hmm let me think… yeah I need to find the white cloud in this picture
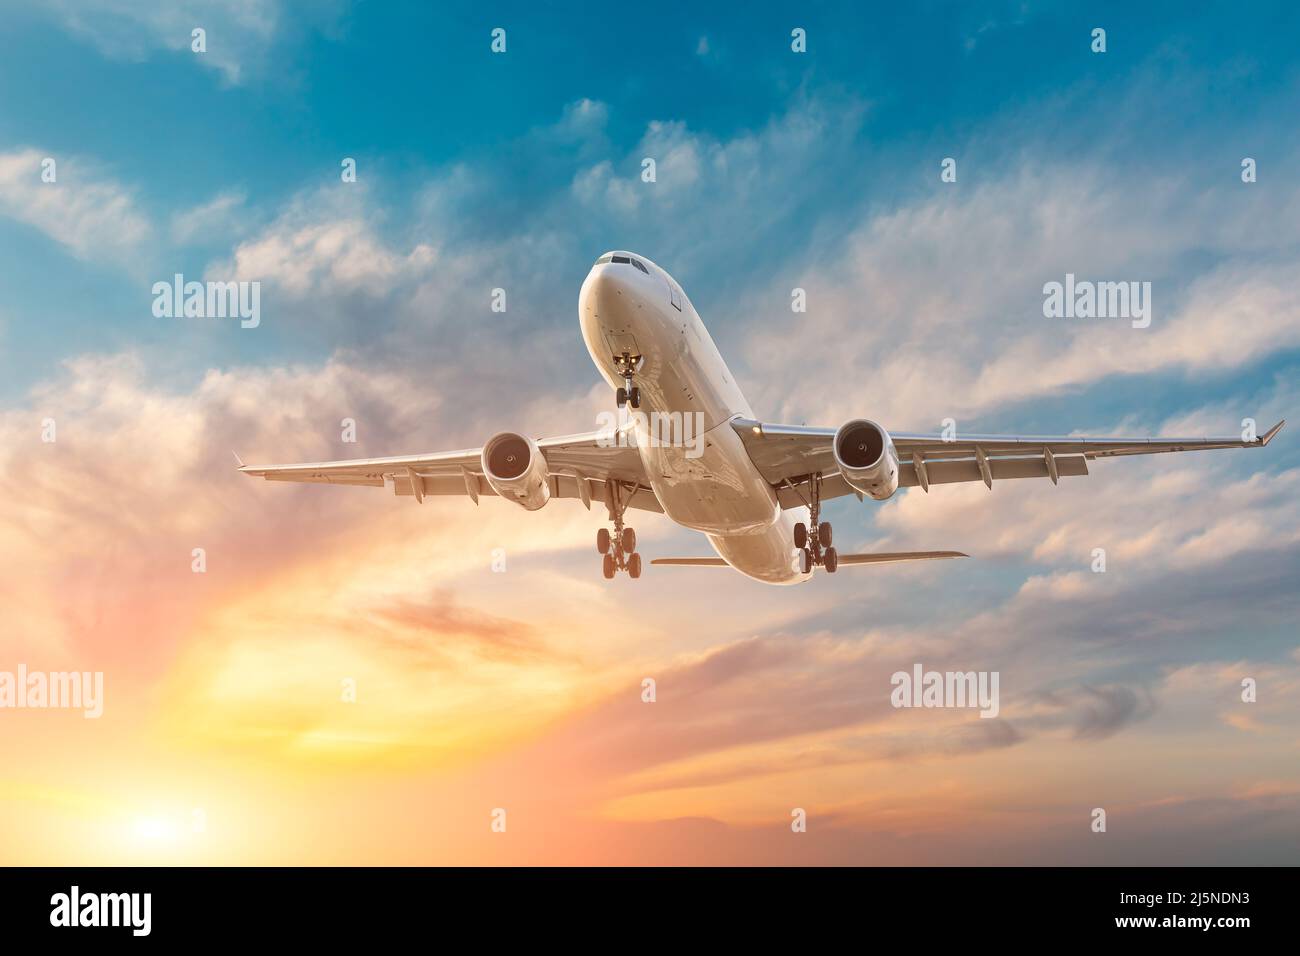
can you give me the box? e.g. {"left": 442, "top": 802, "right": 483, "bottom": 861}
{"left": 556, "top": 98, "right": 608, "bottom": 137}
{"left": 874, "top": 407, "right": 1300, "bottom": 571}
{"left": 738, "top": 163, "right": 1300, "bottom": 427}
{"left": 170, "top": 189, "right": 250, "bottom": 245}
{"left": 211, "top": 188, "right": 435, "bottom": 295}
{"left": 570, "top": 98, "right": 862, "bottom": 230}
{"left": 0, "top": 147, "right": 150, "bottom": 264}
{"left": 41, "top": 0, "right": 283, "bottom": 85}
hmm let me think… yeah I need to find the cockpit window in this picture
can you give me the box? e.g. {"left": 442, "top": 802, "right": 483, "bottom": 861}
{"left": 595, "top": 253, "right": 649, "bottom": 274}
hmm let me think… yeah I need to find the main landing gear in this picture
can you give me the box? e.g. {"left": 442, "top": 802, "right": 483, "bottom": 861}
{"left": 614, "top": 351, "right": 642, "bottom": 410}
{"left": 792, "top": 473, "right": 838, "bottom": 574}
{"left": 597, "top": 481, "right": 642, "bottom": 579}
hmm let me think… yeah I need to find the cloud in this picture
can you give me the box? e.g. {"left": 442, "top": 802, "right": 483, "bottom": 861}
{"left": 555, "top": 98, "right": 609, "bottom": 139}
{"left": 738, "top": 163, "right": 1300, "bottom": 426}
{"left": 0, "top": 346, "right": 651, "bottom": 768}
{"left": 372, "top": 589, "right": 565, "bottom": 664}
{"left": 171, "top": 189, "right": 250, "bottom": 245}
{"left": 1029, "top": 684, "right": 1157, "bottom": 741}
{"left": 213, "top": 187, "right": 435, "bottom": 296}
{"left": 3, "top": 56, "right": 1298, "bottom": 863}
{"left": 873, "top": 394, "right": 1300, "bottom": 578}
{"left": 0, "top": 148, "right": 150, "bottom": 265}
{"left": 566, "top": 93, "right": 870, "bottom": 271}
{"left": 39, "top": 0, "right": 296, "bottom": 85}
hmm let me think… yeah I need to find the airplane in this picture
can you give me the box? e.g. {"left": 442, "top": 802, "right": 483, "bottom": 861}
{"left": 238, "top": 251, "right": 1285, "bottom": 585}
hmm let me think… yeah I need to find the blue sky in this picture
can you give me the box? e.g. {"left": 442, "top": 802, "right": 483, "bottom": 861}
{"left": 1, "top": 1, "right": 1298, "bottom": 864}
{"left": 3, "top": 0, "right": 1298, "bottom": 399}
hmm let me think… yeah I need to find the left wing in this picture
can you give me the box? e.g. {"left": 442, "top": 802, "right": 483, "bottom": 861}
{"left": 731, "top": 417, "right": 1285, "bottom": 507}
{"left": 238, "top": 425, "right": 663, "bottom": 513}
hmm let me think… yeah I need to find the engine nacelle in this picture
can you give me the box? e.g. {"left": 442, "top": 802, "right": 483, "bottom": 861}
{"left": 481, "top": 432, "right": 550, "bottom": 511}
{"left": 833, "top": 419, "right": 900, "bottom": 500}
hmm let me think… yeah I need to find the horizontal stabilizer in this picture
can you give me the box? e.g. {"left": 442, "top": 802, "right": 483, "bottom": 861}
{"left": 836, "top": 550, "right": 968, "bottom": 565}
{"left": 650, "top": 557, "right": 729, "bottom": 567}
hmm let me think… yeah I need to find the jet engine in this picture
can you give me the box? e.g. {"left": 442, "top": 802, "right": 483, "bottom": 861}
{"left": 481, "top": 432, "right": 550, "bottom": 511}
{"left": 833, "top": 419, "right": 899, "bottom": 500}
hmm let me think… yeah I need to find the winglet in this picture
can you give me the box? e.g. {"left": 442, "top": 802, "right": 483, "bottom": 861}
{"left": 1260, "top": 419, "right": 1286, "bottom": 446}
{"left": 232, "top": 451, "right": 244, "bottom": 468}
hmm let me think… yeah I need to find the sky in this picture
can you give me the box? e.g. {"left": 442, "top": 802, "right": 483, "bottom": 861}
{"left": 0, "top": 0, "right": 1297, "bottom": 865}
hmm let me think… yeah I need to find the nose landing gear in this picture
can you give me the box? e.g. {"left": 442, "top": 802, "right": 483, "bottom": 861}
{"left": 613, "top": 351, "right": 642, "bottom": 409}
{"left": 791, "top": 473, "right": 838, "bottom": 574}
{"left": 596, "top": 481, "right": 642, "bottom": 579}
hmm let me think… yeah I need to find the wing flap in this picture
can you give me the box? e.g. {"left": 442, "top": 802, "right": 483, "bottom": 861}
{"left": 393, "top": 475, "right": 481, "bottom": 497}
{"left": 383, "top": 468, "right": 665, "bottom": 513}
{"left": 264, "top": 473, "right": 385, "bottom": 487}
{"left": 912, "top": 454, "right": 1089, "bottom": 486}
{"left": 775, "top": 456, "right": 1089, "bottom": 507}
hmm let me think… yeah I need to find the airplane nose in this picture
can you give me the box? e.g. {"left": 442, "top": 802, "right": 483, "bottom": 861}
{"left": 582, "top": 264, "right": 638, "bottom": 325}
{"left": 588, "top": 263, "right": 633, "bottom": 299}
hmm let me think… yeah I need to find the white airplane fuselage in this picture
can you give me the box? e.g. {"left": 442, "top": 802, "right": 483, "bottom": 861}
{"left": 579, "top": 251, "right": 812, "bottom": 585}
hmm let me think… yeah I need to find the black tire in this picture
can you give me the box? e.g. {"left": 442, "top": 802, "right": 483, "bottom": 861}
{"left": 819, "top": 522, "right": 832, "bottom": 548}
{"left": 824, "top": 546, "right": 838, "bottom": 573}
{"left": 621, "top": 527, "right": 637, "bottom": 554}
{"left": 616, "top": 387, "right": 627, "bottom": 408}
{"left": 800, "top": 548, "right": 813, "bottom": 574}
{"left": 628, "top": 552, "right": 642, "bottom": 579}
{"left": 602, "top": 553, "right": 616, "bottom": 579}
{"left": 596, "top": 528, "right": 611, "bottom": 554}
{"left": 629, "top": 386, "right": 641, "bottom": 409}
{"left": 794, "top": 522, "right": 808, "bottom": 550}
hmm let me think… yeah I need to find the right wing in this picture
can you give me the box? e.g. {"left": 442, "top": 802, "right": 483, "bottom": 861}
{"left": 238, "top": 424, "right": 663, "bottom": 513}
{"left": 732, "top": 417, "right": 1285, "bottom": 507}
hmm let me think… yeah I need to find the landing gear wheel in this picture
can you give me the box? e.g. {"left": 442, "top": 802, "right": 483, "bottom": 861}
{"left": 600, "top": 480, "right": 643, "bottom": 580}
{"left": 628, "top": 386, "right": 641, "bottom": 409}
{"left": 793, "top": 474, "right": 838, "bottom": 571}
{"left": 616, "top": 387, "right": 628, "bottom": 408}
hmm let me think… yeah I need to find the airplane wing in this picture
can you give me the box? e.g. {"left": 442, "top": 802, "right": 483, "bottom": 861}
{"left": 731, "top": 417, "right": 1285, "bottom": 508}
{"left": 237, "top": 424, "right": 662, "bottom": 513}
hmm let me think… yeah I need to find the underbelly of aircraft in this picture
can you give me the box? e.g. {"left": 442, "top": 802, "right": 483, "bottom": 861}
{"left": 639, "top": 420, "right": 779, "bottom": 534}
